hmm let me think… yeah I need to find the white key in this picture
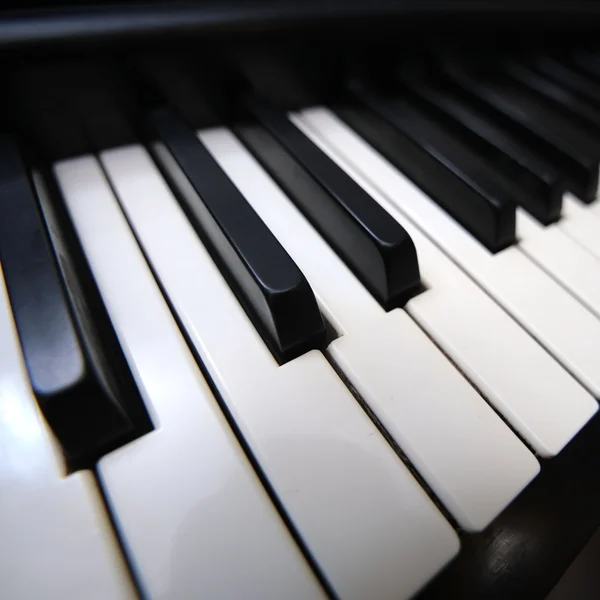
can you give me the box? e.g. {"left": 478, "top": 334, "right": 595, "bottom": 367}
{"left": 0, "top": 265, "right": 135, "bottom": 600}
{"left": 200, "top": 127, "right": 539, "bottom": 531}
{"left": 297, "top": 107, "right": 600, "bottom": 398}
{"left": 590, "top": 195, "right": 600, "bottom": 220}
{"left": 287, "top": 115, "right": 596, "bottom": 458}
{"left": 518, "top": 209, "right": 600, "bottom": 319}
{"left": 559, "top": 193, "right": 600, "bottom": 259}
{"left": 54, "top": 156, "right": 325, "bottom": 600}
{"left": 99, "top": 143, "right": 460, "bottom": 600}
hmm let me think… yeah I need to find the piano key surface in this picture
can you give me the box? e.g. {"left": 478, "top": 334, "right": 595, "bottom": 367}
{"left": 7, "top": 39, "right": 600, "bottom": 600}
{"left": 99, "top": 142, "right": 460, "bottom": 600}
{"left": 200, "top": 125, "right": 540, "bottom": 532}
{"left": 559, "top": 194, "right": 600, "bottom": 258}
{"left": 293, "top": 108, "right": 597, "bottom": 459}
{"left": 299, "top": 106, "right": 600, "bottom": 398}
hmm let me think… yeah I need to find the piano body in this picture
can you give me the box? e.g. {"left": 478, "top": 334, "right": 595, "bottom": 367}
{"left": 3, "top": 2, "right": 600, "bottom": 598}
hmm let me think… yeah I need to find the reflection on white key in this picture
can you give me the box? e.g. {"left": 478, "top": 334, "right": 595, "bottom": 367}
{"left": 200, "top": 127, "right": 539, "bottom": 531}
{"left": 0, "top": 265, "right": 135, "bottom": 600}
{"left": 289, "top": 114, "right": 596, "bottom": 459}
{"left": 298, "top": 107, "right": 600, "bottom": 399}
{"left": 54, "top": 157, "right": 325, "bottom": 600}
{"left": 559, "top": 194, "right": 600, "bottom": 259}
{"left": 99, "top": 143, "right": 460, "bottom": 600}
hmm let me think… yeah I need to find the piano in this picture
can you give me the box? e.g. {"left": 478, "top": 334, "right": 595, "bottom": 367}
{"left": 3, "top": 2, "right": 600, "bottom": 598}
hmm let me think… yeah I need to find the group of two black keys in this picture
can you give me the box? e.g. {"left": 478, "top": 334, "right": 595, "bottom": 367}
{"left": 0, "top": 69, "right": 421, "bottom": 468}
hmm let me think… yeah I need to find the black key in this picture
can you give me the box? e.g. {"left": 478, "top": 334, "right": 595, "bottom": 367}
{"left": 570, "top": 50, "right": 600, "bottom": 85}
{"left": 403, "top": 70, "right": 588, "bottom": 205}
{"left": 396, "top": 75, "right": 563, "bottom": 224}
{"left": 236, "top": 96, "right": 420, "bottom": 309}
{"left": 0, "top": 136, "right": 150, "bottom": 464}
{"left": 444, "top": 64, "right": 600, "bottom": 202}
{"left": 148, "top": 107, "right": 325, "bottom": 363}
{"left": 346, "top": 84, "right": 516, "bottom": 252}
{"left": 504, "top": 62, "right": 600, "bottom": 137}
{"left": 533, "top": 56, "right": 600, "bottom": 106}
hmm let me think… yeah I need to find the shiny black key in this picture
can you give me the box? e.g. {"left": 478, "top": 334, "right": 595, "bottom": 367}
{"left": 346, "top": 84, "right": 516, "bottom": 251}
{"left": 444, "top": 64, "right": 600, "bottom": 202}
{"left": 236, "top": 96, "right": 420, "bottom": 309}
{"left": 533, "top": 56, "right": 600, "bottom": 106}
{"left": 148, "top": 107, "right": 325, "bottom": 363}
{"left": 504, "top": 62, "right": 600, "bottom": 136}
{"left": 0, "top": 136, "right": 149, "bottom": 463}
{"left": 396, "top": 75, "right": 563, "bottom": 223}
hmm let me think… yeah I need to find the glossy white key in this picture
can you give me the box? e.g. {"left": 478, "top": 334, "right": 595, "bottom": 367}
{"left": 0, "top": 265, "right": 135, "bottom": 600}
{"left": 517, "top": 209, "right": 600, "bottom": 319}
{"left": 590, "top": 195, "right": 600, "bottom": 219}
{"left": 287, "top": 116, "right": 596, "bottom": 458}
{"left": 201, "top": 127, "right": 539, "bottom": 530}
{"left": 54, "top": 156, "right": 325, "bottom": 600}
{"left": 559, "top": 194, "right": 600, "bottom": 259}
{"left": 99, "top": 143, "right": 460, "bottom": 600}
{"left": 297, "top": 107, "right": 600, "bottom": 398}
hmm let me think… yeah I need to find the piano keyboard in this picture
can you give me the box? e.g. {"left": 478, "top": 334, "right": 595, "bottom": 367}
{"left": 3, "top": 50, "right": 600, "bottom": 599}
